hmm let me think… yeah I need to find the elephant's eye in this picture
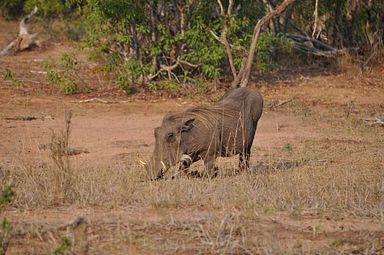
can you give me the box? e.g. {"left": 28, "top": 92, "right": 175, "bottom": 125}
{"left": 166, "top": 132, "right": 175, "bottom": 143}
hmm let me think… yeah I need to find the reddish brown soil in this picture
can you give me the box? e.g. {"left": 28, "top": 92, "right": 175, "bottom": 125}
{"left": 0, "top": 91, "right": 316, "bottom": 169}
{"left": 1, "top": 19, "right": 383, "bottom": 254}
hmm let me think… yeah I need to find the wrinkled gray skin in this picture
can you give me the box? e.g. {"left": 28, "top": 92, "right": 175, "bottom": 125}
{"left": 146, "top": 87, "right": 263, "bottom": 180}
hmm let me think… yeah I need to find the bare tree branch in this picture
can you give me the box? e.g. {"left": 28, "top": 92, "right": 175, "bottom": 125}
{"left": 216, "top": 0, "right": 225, "bottom": 16}
{"left": 227, "top": 0, "right": 234, "bottom": 16}
{"left": 147, "top": 57, "right": 200, "bottom": 82}
{"left": 232, "top": 0, "right": 295, "bottom": 88}
{"left": 312, "top": 0, "right": 319, "bottom": 38}
{"left": 179, "top": 59, "right": 200, "bottom": 68}
{"left": 210, "top": 30, "right": 246, "bottom": 52}
{"left": 216, "top": 0, "right": 237, "bottom": 80}
{"left": 19, "top": 6, "right": 38, "bottom": 36}
{"left": 262, "top": 0, "right": 276, "bottom": 32}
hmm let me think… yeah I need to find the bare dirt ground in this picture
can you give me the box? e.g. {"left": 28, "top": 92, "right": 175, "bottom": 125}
{"left": 1, "top": 21, "right": 384, "bottom": 254}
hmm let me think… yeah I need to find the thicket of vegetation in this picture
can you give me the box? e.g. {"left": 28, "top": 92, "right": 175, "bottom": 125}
{"left": 1, "top": 0, "right": 383, "bottom": 90}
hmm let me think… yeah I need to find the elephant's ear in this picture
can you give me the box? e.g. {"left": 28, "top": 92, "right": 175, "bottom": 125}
{"left": 180, "top": 118, "right": 195, "bottom": 132}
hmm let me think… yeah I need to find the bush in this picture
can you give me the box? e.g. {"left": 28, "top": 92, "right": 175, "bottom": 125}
{"left": 256, "top": 32, "right": 294, "bottom": 73}
{"left": 23, "top": 0, "right": 64, "bottom": 17}
{"left": 116, "top": 59, "right": 150, "bottom": 94}
{"left": 0, "top": 186, "right": 15, "bottom": 208}
{"left": 0, "top": 0, "right": 25, "bottom": 20}
{"left": 3, "top": 0, "right": 382, "bottom": 91}
{"left": 46, "top": 53, "right": 79, "bottom": 95}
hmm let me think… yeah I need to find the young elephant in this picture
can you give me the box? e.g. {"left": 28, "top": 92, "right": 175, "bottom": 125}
{"left": 144, "top": 87, "right": 263, "bottom": 180}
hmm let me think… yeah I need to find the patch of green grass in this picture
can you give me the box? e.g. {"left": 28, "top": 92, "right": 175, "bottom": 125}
{"left": 283, "top": 143, "right": 293, "bottom": 152}
{"left": 2, "top": 69, "right": 14, "bottom": 80}
{"left": 263, "top": 207, "right": 274, "bottom": 214}
{"left": 0, "top": 186, "right": 15, "bottom": 208}
{"left": 0, "top": 185, "right": 14, "bottom": 255}
{"left": 46, "top": 52, "right": 80, "bottom": 95}
{"left": 53, "top": 237, "right": 72, "bottom": 255}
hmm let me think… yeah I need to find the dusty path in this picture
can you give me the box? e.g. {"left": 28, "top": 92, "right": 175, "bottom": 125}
{"left": 0, "top": 92, "right": 317, "bottom": 170}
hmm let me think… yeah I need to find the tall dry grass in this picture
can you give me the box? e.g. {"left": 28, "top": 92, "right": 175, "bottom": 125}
{"left": 4, "top": 135, "right": 383, "bottom": 218}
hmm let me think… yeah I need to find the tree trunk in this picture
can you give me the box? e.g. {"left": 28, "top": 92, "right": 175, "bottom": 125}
{"left": 332, "top": 0, "right": 343, "bottom": 47}
{"left": 231, "top": 0, "right": 295, "bottom": 88}
{"left": 283, "top": 5, "right": 293, "bottom": 34}
{"left": 216, "top": 0, "right": 237, "bottom": 80}
{"left": 312, "top": 0, "right": 319, "bottom": 38}
{"left": 150, "top": 0, "right": 158, "bottom": 73}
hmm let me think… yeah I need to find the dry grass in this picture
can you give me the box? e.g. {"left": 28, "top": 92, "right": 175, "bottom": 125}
{"left": 4, "top": 128, "right": 383, "bottom": 218}
{"left": 2, "top": 84, "right": 384, "bottom": 254}
{"left": 7, "top": 204, "right": 384, "bottom": 254}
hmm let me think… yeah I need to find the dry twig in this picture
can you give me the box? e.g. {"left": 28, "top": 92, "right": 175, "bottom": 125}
{"left": 268, "top": 98, "right": 294, "bottom": 109}
{"left": 363, "top": 116, "right": 384, "bottom": 127}
{"left": 148, "top": 57, "right": 199, "bottom": 82}
{"left": 74, "top": 98, "right": 115, "bottom": 104}
{"left": 2, "top": 115, "right": 54, "bottom": 121}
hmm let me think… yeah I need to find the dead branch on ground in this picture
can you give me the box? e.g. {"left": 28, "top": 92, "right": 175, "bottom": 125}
{"left": 363, "top": 116, "right": 384, "bottom": 127}
{"left": 39, "top": 143, "right": 89, "bottom": 155}
{"left": 2, "top": 115, "right": 54, "bottom": 121}
{"left": 286, "top": 33, "right": 352, "bottom": 57}
{"left": 74, "top": 98, "right": 116, "bottom": 104}
{"left": 0, "top": 7, "right": 41, "bottom": 57}
{"left": 268, "top": 98, "right": 294, "bottom": 109}
{"left": 148, "top": 57, "right": 199, "bottom": 82}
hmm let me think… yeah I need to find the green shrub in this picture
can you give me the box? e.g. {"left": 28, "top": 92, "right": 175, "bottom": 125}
{"left": 116, "top": 73, "right": 134, "bottom": 95}
{"left": 256, "top": 32, "right": 294, "bottom": 73}
{"left": 24, "top": 0, "right": 64, "bottom": 16}
{"left": 183, "top": 18, "right": 225, "bottom": 80}
{"left": 0, "top": 186, "right": 15, "bottom": 208}
{"left": 148, "top": 80, "right": 178, "bottom": 92}
{"left": 0, "top": 0, "right": 25, "bottom": 20}
{"left": 0, "top": 185, "right": 15, "bottom": 255}
{"left": 116, "top": 59, "right": 150, "bottom": 94}
{"left": 46, "top": 53, "right": 79, "bottom": 95}
{"left": 2, "top": 70, "right": 14, "bottom": 80}
{"left": 53, "top": 237, "right": 72, "bottom": 255}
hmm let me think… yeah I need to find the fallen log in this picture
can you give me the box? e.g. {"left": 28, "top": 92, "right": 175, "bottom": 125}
{"left": 0, "top": 7, "right": 41, "bottom": 57}
{"left": 285, "top": 33, "right": 357, "bottom": 57}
